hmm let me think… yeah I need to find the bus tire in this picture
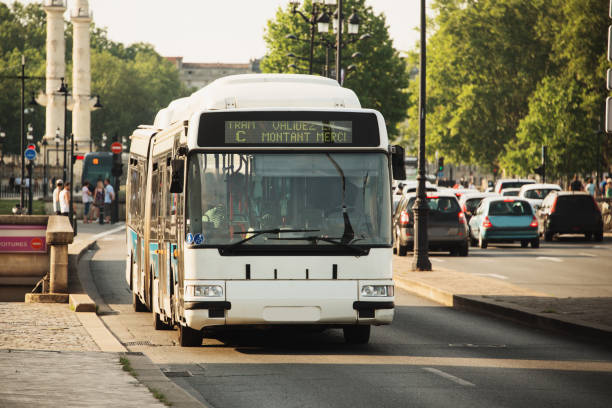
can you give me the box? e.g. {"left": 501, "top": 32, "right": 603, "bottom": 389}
{"left": 133, "top": 290, "right": 147, "bottom": 312}
{"left": 154, "top": 311, "right": 172, "bottom": 330}
{"left": 179, "top": 324, "right": 202, "bottom": 347}
{"left": 343, "top": 325, "right": 370, "bottom": 344}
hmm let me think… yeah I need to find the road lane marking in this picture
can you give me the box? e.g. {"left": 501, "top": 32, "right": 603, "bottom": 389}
{"left": 422, "top": 367, "right": 475, "bottom": 387}
{"left": 473, "top": 273, "right": 508, "bottom": 280}
{"left": 578, "top": 252, "right": 596, "bottom": 257}
{"left": 143, "top": 352, "right": 612, "bottom": 372}
{"left": 430, "top": 258, "right": 446, "bottom": 262}
{"left": 536, "top": 256, "right": 563, "bottom": 263}
{"left": 91, "top": 225, "right": 126, "bottom": 241}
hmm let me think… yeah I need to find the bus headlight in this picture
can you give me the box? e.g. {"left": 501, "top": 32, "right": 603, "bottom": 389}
{"left": 361, "top": 285, "right": 394, "bottom": 297}
{"left": 187, "top": 285, "right": 224, "bottom": 297}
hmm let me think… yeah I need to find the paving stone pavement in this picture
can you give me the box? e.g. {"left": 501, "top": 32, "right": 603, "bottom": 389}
{"left": 0, "top": 302, "right": 98, "bottom": 351}
{"left": 0, "top": 349, "right": 166, "bottom": 408}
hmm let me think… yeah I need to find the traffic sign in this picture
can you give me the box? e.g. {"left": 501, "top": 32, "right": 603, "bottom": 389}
{"left": 24, "top": 148, "right": 36, "bottom": 161}
{"left": 111, "top": 142, "right": 122, "bottom": 154}
{"left": 26, "top": 144, "right": 36, "bottom": 150}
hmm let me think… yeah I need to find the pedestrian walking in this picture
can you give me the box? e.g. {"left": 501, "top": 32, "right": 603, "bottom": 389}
{"left": 585, "top": 178, "right": 596, "bottom": 197}
{"left": 91, "top": 180, "right": 105, "bottom": 223}
{"left": 59, "top": 181, "right": 71, "bottom": 216}
{"left": 52, "top": 179, "right": 63, "bottom": 215}
{"left": 569, "top": 174, "right": 583, "bottom": 192}
{"left": 103, "top": 178, "right": 115, "bottom": 224}
{"left": 81, "top": 181, "right": 93, "bottom": 224}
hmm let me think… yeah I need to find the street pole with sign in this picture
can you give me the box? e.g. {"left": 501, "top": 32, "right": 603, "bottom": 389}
{"left": 24, "top": 147, "right": 36, "bottom": 215}
{"left": 111, "top": 139, "right": 122, "bottom": 224}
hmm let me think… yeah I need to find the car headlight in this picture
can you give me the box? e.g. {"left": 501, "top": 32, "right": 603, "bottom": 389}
{"left": 186, "top": 285, "right": 223, "bottom": 297}
{"left": 361, "top": 285, "right": 394, "bottom": 297}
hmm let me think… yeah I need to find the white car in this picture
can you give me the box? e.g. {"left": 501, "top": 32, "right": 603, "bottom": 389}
{"left": 518, "top": 183, "right": 562, "bottom": 210}
{"left": 500, "top": 187, "right": 521, "bottom": 197}
{"left": 494, "top": 178, "right": 535, "bottom": 194}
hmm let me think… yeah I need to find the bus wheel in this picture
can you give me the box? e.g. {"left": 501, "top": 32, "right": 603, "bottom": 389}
{"left": 154, "top": 311, "right": 172, "bottom": 330}
{"left": 133, "top": 290, "right": 147, "bottom": 312}
{"left": 179, "top": 324, "right": 202, "bottom": 347}
{"left": 343, "top": 325, "right": 370, "bottom": 344}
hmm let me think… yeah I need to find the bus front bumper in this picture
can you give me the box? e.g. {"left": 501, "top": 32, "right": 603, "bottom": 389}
{"left": 183, "top": 280, "right": 395, "bottom": 330}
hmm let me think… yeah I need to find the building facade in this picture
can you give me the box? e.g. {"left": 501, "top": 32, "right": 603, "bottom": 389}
{"left": 165, "top": 57, "right": 261, "bottom": 90}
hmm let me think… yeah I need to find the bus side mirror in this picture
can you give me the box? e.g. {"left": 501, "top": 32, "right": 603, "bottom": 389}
{"left": 391, "top": 145, "right": 406, "bottom": 180}
{"left": 169, "top": 159, "right": 184, "bottom": 193}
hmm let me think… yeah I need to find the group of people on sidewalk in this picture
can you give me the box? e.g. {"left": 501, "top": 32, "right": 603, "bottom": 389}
{"left": 51, "top": 178, "right": 115, "bottom": 224}
{"left": 570, "top": 174, "right": 612, "bottom": 198}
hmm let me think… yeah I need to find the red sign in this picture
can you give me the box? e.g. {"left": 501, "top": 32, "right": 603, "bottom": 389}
{"left": 0, "top": 225, "right": 47, "bottom": 253}
{"left": 111, "top": 142, "right": 122, "bottom": 154}
{"left": 30, "top": 237, "right": 43, "bottom": 250}
{"left": 26, "top": 144, "right": 36, "bottom": 150}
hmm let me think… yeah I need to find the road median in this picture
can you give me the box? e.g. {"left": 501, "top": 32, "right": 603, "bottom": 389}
{"left": 393, "top": 257, "right": 612, "bottom": 345}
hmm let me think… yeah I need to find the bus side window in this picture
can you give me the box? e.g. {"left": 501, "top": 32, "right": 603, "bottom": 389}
{"left": 151, "top": 164, "right": 159, "bottom": 239}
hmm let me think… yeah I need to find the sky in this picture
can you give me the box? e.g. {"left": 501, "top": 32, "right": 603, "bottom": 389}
{"left": 9, "top": 0, "right": 421, "bottom": 62}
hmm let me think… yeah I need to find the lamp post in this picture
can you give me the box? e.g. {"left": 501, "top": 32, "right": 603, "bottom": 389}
{"left": 54, "top": 128, "right": 60, "bottom": 166}
{"left": 289, "top": 0, "right": 332, "bottom": 74}
{"left": 26, "top": 123, "right": 35, "bottom": 215}
{"left": 41, "top": 138, "right": 48, "bottom": 199}
{"left": 412, "top": 0, "right": 431, "bottom": 271}
{"left": 58, "top": 77, "right": 68, "bottom": 182}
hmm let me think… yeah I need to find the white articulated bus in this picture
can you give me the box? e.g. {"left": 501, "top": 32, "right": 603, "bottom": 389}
{"left": 126, "top": 74, "right": 406, "bottom": 346}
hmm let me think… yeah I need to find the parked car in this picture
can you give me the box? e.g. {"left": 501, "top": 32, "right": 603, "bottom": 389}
{"left": 537, "top": 191, "right": 603, "bottom": 241}
{"left": 469, "top": 197, "right": 540, "bottom": 249}
{"left": 501, "top": 188, "right": 521, "bottom": 197}
{"left": 393, "top": 192, "right": 469, "bottom": 256}
{"left": 518, "top": 183, "right": 562, "bottom": 211}
{"left": 494, "top": 178, "right": 535, "bottom": 194}
{"left": 459, "top": 192, "right": 500, "bottom": 222}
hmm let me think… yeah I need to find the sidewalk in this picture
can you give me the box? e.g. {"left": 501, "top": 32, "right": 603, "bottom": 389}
{"left": 393, "top": 255, "right": 612, "bottom": 344}
{"left": 0, "top": 302, "right": 165, "bottom": 407}
{"left": 0, "top": 221, "right": 176, "bottom": 408}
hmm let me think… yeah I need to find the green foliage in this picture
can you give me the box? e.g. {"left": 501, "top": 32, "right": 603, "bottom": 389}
{"left": 404, "top": 0, "right": 611, "bottom": 176}
{"left": 0, "top": 1, "right": 188, "bottom": 155}
{"left": 261, "top": 0, "right": 408, "bottom": 136}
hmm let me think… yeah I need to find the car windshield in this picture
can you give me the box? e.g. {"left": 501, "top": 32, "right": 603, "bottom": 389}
{"left": 555, "top": 196, "right": 598, "bottom": 214}
{"left": 465, "top": 198, "right": 483, "bottom": 213}
{"left": 186, "top": 152, "right": 391, "bottom": 247}
{"left": 488, "top": 200, "right": 532, "bottom": 216}
{"left": 524, "top": 188, "right": 557, "bottom": 199}
{"left": 406, "top": 196, "right": 459, "bottom": 215}
{"left": 501, "top": 181, "right": 533, "bottom": 190}
{"left": 502, "top": 190, "right": 519, "bottom": 196}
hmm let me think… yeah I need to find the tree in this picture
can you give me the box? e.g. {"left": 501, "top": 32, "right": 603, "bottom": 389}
{"left": 414, "top": 0, "right": 555, "bottom": 169}
{"left": 261, "top": 0, "right": 408, "bottom": 136}
{"left": 0, "top": 1, "right": 188, "bottom": 155}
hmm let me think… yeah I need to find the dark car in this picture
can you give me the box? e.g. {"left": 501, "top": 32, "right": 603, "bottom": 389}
{"left": 537, "top": 192, "right": 604, "bottom": 241}
{"left": 392, "top": 192, "right": 469, "bottom": 256}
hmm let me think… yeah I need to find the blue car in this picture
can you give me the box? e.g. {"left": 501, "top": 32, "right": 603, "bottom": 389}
{"left": 468, "top": 197, "right": 540, "bottom": 249}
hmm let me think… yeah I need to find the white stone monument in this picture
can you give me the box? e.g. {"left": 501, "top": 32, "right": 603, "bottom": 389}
{"left": 71, "top": 0, "right": 94, "bottom": 151}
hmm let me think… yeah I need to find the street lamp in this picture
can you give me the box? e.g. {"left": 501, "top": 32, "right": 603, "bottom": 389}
{"left": 58, "top": 77, "right": 68, "bottom": 182}
{"left": 412, "top": 0, "right": 432, "bottom": 271}
{"left": 0, "top": 130, "right": 6, "bottom": 165}
{"left": 41, "top": 138, "right": 48, "bottom": 198}
{"left": 26, "top": 123, "right": 34, "bottom": 141}
{"left": 54, "top": 127, "right": 60, "bottom": 166}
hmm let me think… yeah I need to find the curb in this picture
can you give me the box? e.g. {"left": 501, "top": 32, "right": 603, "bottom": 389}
{"left": 394, "top": 275, "right": 612, "bottom": 345}
{"left": 121, "top": 352, "right": 208, "bottom": 408}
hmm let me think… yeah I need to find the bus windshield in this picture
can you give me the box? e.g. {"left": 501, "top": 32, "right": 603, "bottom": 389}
{"left": 186, "top": 152, "right": 391, "bottom": 248}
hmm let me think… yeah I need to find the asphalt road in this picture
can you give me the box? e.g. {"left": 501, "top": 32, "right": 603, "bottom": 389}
{"left": 91, "top": 231, "right": 612, "bottom": 408}
{"left": 420, "top": 235, "right": 612, "bottom": 297}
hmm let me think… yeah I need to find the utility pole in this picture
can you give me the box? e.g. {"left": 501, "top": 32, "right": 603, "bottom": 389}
{"left": 336, "top": 0, "right": 343, "bottom": 84}
{"left": 412, "top": 0, "right": 431, "bottom": 271}
{"left": 20, "top": 56, "right": 25, "bottom": 213}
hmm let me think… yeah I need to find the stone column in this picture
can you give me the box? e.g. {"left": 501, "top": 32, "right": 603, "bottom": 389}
{"left": 42, "top": 0, "right": 67, "bottom": 161}
{"left": 71, "top": 0, "right": 92, "bottom": 151}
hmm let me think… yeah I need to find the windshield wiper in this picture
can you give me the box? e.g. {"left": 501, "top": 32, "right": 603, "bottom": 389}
{"left": 227, "top": 228, "right": 320, "bottom": 248}
{"left": 325, "top": 154, "right": 355, "bottom": 244}
{"left": 268, "top": 235, "right": 368, "bottom": 255}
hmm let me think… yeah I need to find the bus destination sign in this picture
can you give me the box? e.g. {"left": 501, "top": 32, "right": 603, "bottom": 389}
{"left": 225, "top": 121, "right": 352, "bottom": 145}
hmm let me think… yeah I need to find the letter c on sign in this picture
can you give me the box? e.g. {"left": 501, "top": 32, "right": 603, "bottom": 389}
{"left": 236, "top": 130, "right": 246, "bottom": 142}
